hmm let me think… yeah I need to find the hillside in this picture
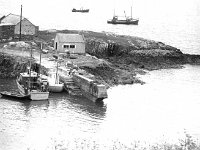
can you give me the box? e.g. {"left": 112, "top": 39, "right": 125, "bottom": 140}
{"left": 0, "top": 29, "right": 200, "bottom": 87}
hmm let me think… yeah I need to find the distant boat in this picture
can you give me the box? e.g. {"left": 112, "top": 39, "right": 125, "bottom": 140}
{"left": 72, "top": 8, "right": 89, "bottom": 13}
{"left": 107, "top": 16, "right": 139, "bottom": 25}
{"left": 107, "top": 7, "right": 139, "bottom": 25}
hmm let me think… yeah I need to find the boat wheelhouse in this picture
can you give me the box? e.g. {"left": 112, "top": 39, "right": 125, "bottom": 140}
{"left": 16, "top": 70, "right": 49, "bottom": 101}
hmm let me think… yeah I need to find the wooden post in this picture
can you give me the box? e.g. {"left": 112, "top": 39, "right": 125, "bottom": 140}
{"left": 19, "top": 5, "right": 22, "bottom": 41}
{"left": 39, "top": 42, "right": 42, "bottom": 76}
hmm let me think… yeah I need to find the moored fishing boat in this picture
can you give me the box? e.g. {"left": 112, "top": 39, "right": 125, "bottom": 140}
{"left": 16, "top": 44, "right": 49, "bottom": 101}
{"left": 16, "top": 71, "right": 49, "bottom": 101}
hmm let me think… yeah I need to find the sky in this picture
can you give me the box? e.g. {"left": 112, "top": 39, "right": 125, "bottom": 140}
{"left": 0, "top": 0, "right": 200, "bottom": 30}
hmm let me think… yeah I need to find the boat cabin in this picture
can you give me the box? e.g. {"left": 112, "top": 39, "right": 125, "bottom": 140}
{"left": 17, "top": 71, "right": 48, "bottom": 91}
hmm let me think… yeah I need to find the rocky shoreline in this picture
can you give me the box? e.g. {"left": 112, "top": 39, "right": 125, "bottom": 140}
{"left": 0, "top": 30, "right": 200, "bottom": 87}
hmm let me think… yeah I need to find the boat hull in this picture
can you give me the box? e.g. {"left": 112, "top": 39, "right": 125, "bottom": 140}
{"left": 30, "top": 91, "right": 49, "bottom": 101}
{"left": 72, "top": 9, "right": 89, "bottom": 13}
{"left": 107, "top": 19, "right": 139, "bottom": 25}
{"left": 16, "top": 79, "right": 27, "bottom": 96}
{"left": 49, "top": 83, "right": 64, "bottom": 93}
{"left": 0, "top": 91, "right": 30, "bottom": 100}
{"left": 16, "top": 79, "right": 49, "bottom": 101}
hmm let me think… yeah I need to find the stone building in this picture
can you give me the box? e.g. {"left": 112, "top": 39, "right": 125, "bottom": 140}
{"left": 0, "top": 13, "right": 39, "bottom": 39}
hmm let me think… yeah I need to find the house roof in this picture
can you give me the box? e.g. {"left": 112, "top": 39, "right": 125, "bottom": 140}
{"left": 0, "top": 23, "right": 15, "bottom": 26}
{"left": 0, "top": 14, "right": 4, "bottom": 19}
{"left": 56, "top": 33, "right": 85, "bottom": 43}
{"left": 0, "top": 13, "right": 25, "bottom": 25}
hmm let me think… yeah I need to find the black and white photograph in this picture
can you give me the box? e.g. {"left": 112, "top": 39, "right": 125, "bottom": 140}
{"left": 0, "top": 0, "right": 200, "bottom": 149}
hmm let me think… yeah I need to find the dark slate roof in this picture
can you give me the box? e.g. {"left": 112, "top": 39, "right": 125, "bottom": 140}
{"left": 56, "top": 33, "right": 85, "bottom": 43}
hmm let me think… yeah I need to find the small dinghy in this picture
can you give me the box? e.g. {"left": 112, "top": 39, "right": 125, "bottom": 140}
{"left": 0, "top": 91, "right": 30, "bottom": 100}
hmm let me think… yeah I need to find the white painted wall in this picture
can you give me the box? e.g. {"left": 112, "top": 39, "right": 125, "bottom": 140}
{"left": 15, "top": 18, "right": 37, "bottom": 35}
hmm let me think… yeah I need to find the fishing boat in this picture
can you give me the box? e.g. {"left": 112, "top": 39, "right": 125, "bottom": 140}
{"left": 107, "top": 7, "right": 139, "bottom": 25}
{"left": 16, "top": 71, "right": 49, "bottom": 100}
{"left": 16, "top": 44, "right": 49, "bottom": 101}
{"left": 107, "top": 16, "right": 139, "bottom": 25}
{"left": 72, "top": 8, "right": 89, "bottom": 13}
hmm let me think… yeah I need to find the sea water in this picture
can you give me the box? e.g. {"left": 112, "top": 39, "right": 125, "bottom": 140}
{"left": 1, "top": 66, "right": 200, "bottom": 149}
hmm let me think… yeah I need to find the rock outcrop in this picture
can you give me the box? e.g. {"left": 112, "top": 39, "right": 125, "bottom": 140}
{"left": 0, "top": 52, "right": 47, "bottom": 78}
{"left": 1, "top": 30, "right": 200, "bottom": 87}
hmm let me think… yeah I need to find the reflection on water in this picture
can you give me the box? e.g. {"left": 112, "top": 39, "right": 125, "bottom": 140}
{"left": 1, "top": 65, "right": 200, "bottom": 149}
{"left": 0, "top": 81, "right": 107, "bottom": 150}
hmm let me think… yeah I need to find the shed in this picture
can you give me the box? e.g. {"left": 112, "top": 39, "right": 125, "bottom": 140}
{"left": 54, "top": 33, "right": 85, "bottom": 54}
{"left": 0, "top": 13, "right": 39, "bottom": 36}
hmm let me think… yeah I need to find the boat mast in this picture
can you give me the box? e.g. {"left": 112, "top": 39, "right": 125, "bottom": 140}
{"left": 124, "top": 11, "right": 127, "bottom": 18}
{"left": 28, "top": 48, "right": 32, "bottom": 90}
{"left": 131, "top": 6, "right": 132, "bottom": 18}
{"left": 19, "top": 5, "right": 22, "bottom": 41}
{"left": 39, "top": 42, "right": 42, "bottom": 77}
{"left": 55, "top": 59, "right": 59, "bottom": 84}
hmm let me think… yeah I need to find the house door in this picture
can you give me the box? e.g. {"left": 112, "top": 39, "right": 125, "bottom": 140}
{"left": 55, "top": 42, "right": 57, "bottom": 50}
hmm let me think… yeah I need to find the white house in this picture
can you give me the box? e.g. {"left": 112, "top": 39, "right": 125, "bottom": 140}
{"left": 0, "top": 13, "right": 39, "bottom": 36}
{"left": 54, "top": 33, "right": 85, "bottom": 54}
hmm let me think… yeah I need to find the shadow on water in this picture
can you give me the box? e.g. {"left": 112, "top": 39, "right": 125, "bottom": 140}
{"left": 49, "top": 92, "right": 107, "bottom": 120}
{"left": 0, "top": 79, "right": 18, "bottom": 92}
{"left": 22, "top": 100, "right": 50, "bottom": 114}
{"left": 0, "top": 78, "right": 107, "bottom": 122}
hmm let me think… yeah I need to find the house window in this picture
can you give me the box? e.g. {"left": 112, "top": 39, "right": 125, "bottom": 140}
{"left": 70, "top": 45, "right": 75, "bottom": 48}
{"left": 63, "top": 44, "right": 70, "bottom": 48}
{"left": 63, "top": 44, "right": 76, "bottom": 49}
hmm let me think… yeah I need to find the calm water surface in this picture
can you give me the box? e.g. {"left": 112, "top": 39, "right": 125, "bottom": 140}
{"left": 1, "top": 64, "right": 200, "bottom": 149}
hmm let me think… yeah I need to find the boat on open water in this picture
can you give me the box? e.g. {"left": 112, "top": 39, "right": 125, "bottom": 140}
{"left": 107, "top": 6, "right": 139, "bottom": 25}
{"left": 107, "top": 16, "right": 139, "bottom": 25}
{"left": 72, "top": 8, "right": 89, "bottom": 13}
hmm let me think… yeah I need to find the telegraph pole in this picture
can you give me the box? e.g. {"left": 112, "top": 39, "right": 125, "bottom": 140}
{"left": 19, "top": 5, "right": 22, "bottom": 41}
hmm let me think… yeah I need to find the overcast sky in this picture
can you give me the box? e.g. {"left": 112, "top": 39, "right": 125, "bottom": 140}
{"left": 1, "top": 0, "right": 199, "bottom": 30}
